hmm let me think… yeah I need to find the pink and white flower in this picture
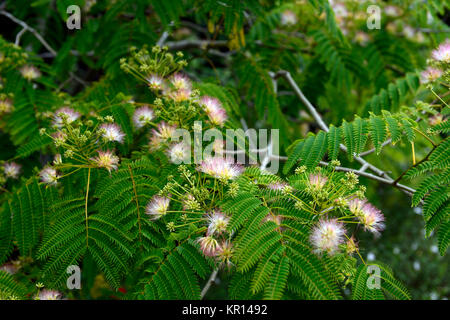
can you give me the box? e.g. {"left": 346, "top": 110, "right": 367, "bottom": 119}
{"left": 310, "top": 219, "right": 346, "bottom": 255}
{"left": 267, "top": 181, "right": 289, "bottom": 191}
{"left": 207, "top": 210, "right": 230, "bottom": 235}
{"left": 51, "top": 131, "right": 67, "bottom": 146}
{"left": 348, "top": 199, "right": 385, "bottom": 235}
{"left": 53, "top": 154, "right": 62, "bottom": 165}
{"left": 332, "top": 3, "right": 348, "bottom": 19}
{"left": 133, "top": 106, "right": 154, "bottom": 129}
{"left": 199, "top": 96, "right": 222, "bottom": 114}
{"left": 429, "top": 114, "right": 443, "bottom": 126}
{"left": 171, "top": 88, "right": 192, "bottom": 102}
{"left": 197, "top": 156, "right": 243, "bottom": 180}
{"left": 216, "top": 240, "right": 233, "bottom": 267}
{"left": 354, "top": 31, "right": 370, "bottom": 46}
{"left": 170, "top": 73, "right": 191, "bottom": 90}
{"left": 146, "top": 74, "right": 164, "bottom": 90}
{"left": 53, "top": 107, "right": 81, "bottom": 127}
{"left": 39, "top": 167, "right": 59, "bottom": 186}
{"left": 0, "top": 262, "right": 19, "bottom": 275}
{"left": 37, "top": 289, "right": 63, "bottom": 300}
{"left": 197, "top": 236, "right": 220, "bottom": 257}
{"left": 151, "top": 121, "right": 177, "bottom": 141}
{"left": 206, "top": 105, "right": 227, "bottom": 127}
{"left": 402, "top": 25, "right": 415, "bottom": 40}
{"left": 432, "top": 41, "right": 450, "bottom": 63}
{"left": 280, "top": 10, "right": 297, "bottom": 26}
{"left": 145, "top": 196, "right": 170, "bottom": 220}
{"left": 384, "top": 5, "right": 402, "bottom": 17}
{"left": 3, "top": 162, "right": 21, "bottom": 179}
{"left": 0, "top": 98, "right": 13, "bottom": 114}
{"left": 199, "top": 96, "right": 228, "bottom": 126}
{"left": 91, "top": 150, "right": 119, "bottom": 172}
{"left": 167, "top": 142, "right": 191, "bottom": 164}
{"left": 421, "top": 67, "right": 443, "bottom": 84}
{"left": 308, "top": 173, "right": 328, "bottom": 189}
{"left": 20, "top": 65, "right": 41, "bottom": 80}
{"left": 348, "top": 198, "right": 366, "bottom": 215}
{"left": 100, "top": 123, "right": 125, "bottom": 143}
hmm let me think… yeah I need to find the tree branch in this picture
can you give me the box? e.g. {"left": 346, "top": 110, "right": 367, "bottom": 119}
{"left": 200, "top": 269, "right": 218, "bottom": 299}
{"left": 0, "top": 9, "right": 57, "bottom": 56}
{"left": 270, "top": 70, "right": 417, "bottom": 197}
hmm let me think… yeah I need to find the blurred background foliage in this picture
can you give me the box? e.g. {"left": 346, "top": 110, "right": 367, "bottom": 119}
{"left": 0, "top": 0, "right": 449, "bottom": 299}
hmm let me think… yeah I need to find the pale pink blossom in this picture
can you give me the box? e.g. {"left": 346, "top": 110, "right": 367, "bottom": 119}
{"left": 0, "top": 262, "right": 19, "bottom": 275}
{"left": 216, "top": 240, "right": 233, "bottom": 267}
{"left": 354, "top": 31, "right": 370, "bottom": 46}
{"left": 280, "top": 10, "right": 297, "bottom": 26}
{"left": 20, "top": 65, "right": 41, "bottom": 80}
{"left": 171, "top": 88, "right": 192, "bottom": 102}
{"left": 0, "top": 98, "right": 13, "bottom": 114}
{"left": 39, "top": 167, "right": 59, "bottom": 186}
{"left": 151, "top": 121, "right": 177, "bottom": 141}
{"left": 432, "top": 41, "right": 450, "bottom": 63}
{"left": 170, "top": 73, "right": 191, "bottom": 90}
{"left": 267, "top": 181, "right": 288, "bottom": 191}
{"left": 197, "top": 156, "right": 243, "bottom": 180}
{"left": 91, "top": 150, "right": 119, "bottom": 172}
{"left": 197, "top": 236, "right": 220, "bottom": 257}
{"left": 37, "top": 289, "right": 63, "bottom": 300}
{"left": 206, "top": 105, "right": 227, "bottom": 127}
{"left": 146, "top": 74, "right": 164, "bottom": 90}
{"left": 3, "top": 162, "right": 21, "bottom": 179}
{"left": 207, "top": 211, "right": 229, "bottom": 235}
{"left": 348, "top": 199, "right": 385, "bottom": 235}
{"left": 199, "top": 96, "right": 228, "bottom": 126}
{"left": 421, "top": 67, "right": 443, "bottom": 84}
{"left": 145, "top": 196, "right": 170, "bottom": 220}
{"left": 310, "top": 219, "right": 345, "bottom": 255}
{"left": 167, "top": 142, "right": 191, "bottom": 164}
{"left": 384, "top": 5, "right": 402, "bottom": 17}
{"left": 199, "top": 96, "right": 222, "bottom": 114}
{"left": 308, "top": 173, "right": 328, "bottom": 189}
{"left": 53, "top": 107, "right": 80, "bottom": 127}
{"left": 100, "top": 123, "right": 125, "bottom": 143}
{"left": 133, "top": 106, "right": 154, "bottom": 129}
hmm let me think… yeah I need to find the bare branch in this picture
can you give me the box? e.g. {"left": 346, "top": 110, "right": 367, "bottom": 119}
{"left": 201, "top": 269, "right": 218, "bottom": 299}
{"left": 359, "top": 139, "right": 392, "bottom": 157}
{"left": 0, "top": 9, "right": 57, "bottom": 56}
{"left": 269, "top": 70, "right": 418, "bottom": 197}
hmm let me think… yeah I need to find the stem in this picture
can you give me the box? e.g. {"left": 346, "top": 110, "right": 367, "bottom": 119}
{"left": 128, "top": 165, "right": 142, "bottom": 244}
{"left": 85, "top": 168, "right": 91, "bottom": 247}
{"left": 412, "top": 127, "right": 436, "bottom": 147}
{"left": 200, "top": 269, "right": 219, "bottom": 299}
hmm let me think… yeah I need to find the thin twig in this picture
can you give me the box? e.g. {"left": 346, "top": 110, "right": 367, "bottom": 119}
{"left": 271, "top": 70, "right": 393, "bottom": 179}
{"left": 0, "top": 9, "right": 57, "bottom": 56}
{"left": 269, "top": 70, "right": 420, "bottom": 197}
{"left": 15, "top": 27, "right": 26, "bottom": 46}
{"left": 359, "top": 139, "right": 392, "bottom": 156}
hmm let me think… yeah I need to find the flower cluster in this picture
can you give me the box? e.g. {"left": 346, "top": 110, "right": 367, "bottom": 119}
{"left": 122, "top": 46, "right": 231, "bottom": 163}
{"left": 197, "top": 156, "right": 243, "bottom": 181}
{"left": 288, "top": 166, "right": 385, "bottom": 256}
{"left": 0, "top": 95, "right": 13, "bottom": 115}
{"left": 37, "top": 108, "right": 127, "bottom": 186}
